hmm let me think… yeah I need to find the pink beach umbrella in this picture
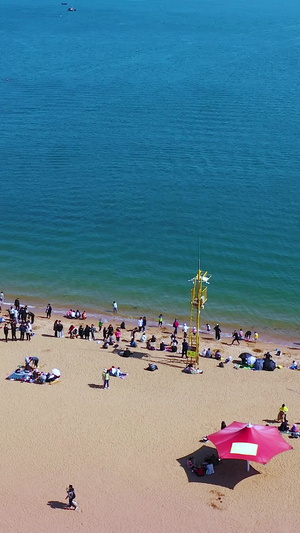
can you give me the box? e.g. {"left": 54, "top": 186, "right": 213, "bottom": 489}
{"left": 207, "top": 421, "right": 293, "bottom": 471}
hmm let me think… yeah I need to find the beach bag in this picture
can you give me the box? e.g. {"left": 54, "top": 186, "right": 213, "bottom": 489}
{"left": 254, "top": 359, "right": 264, "bottom": 371}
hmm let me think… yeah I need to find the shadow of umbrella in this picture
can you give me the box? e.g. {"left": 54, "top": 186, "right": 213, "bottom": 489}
{"left": 177, "top": 445, "right": 260, "bottom": 490}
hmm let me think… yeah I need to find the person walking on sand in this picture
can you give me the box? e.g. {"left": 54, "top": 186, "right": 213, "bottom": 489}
{"left": 214, "top": 324, "right": 221, "bottom": 341}
{"left": 231, "top": 330, "right": 240, "bottom": 345}
{"left": 112, "top": 301, "right": 118, "bottom": 314}
{"left": 65, "top": 484, "right": 78, "bottom": 510}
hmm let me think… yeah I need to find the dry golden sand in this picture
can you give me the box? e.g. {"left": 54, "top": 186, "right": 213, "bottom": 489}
{"left": 0, "top": 312, "right": 300, "bottom": 532}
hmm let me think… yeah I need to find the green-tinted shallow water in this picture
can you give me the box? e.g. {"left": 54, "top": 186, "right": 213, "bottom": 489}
{"left": 0, "top": 0, "right": 299, "bottom": 338}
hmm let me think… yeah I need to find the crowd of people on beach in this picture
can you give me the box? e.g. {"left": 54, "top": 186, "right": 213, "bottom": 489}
{"left": 0, "top": 299, "right": 35, "bottom": 342}
{"left": 0, "top": 290, "right": 299, "bottom": 516}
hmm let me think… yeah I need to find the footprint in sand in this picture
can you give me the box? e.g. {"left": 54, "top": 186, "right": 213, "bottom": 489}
{"left": 209, "top": 489, "right": 225, "bottom": 510}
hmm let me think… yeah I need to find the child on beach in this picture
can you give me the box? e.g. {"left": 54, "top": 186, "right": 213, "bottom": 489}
{"left": 66, "top": 485, "right": 78, "bottom": 510}
{"left": 254, "top": 332, "right": 259, "bottom": 342}
{"left": 102, "top": 369, "right": 110, "bottom": 389}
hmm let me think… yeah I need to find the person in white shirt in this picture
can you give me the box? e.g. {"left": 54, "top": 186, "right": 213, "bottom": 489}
{"left": 26, "top": 322, "right": 32, "bottom": 341}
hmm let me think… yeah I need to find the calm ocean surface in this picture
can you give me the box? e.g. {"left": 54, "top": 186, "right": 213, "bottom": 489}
{"left": 0, "top": 0, "right": 299, "bottom": 337}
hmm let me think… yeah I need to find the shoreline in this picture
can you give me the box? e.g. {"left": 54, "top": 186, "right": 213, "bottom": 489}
{"left": 1, "top": 293, "right": 298, "bottom": 349}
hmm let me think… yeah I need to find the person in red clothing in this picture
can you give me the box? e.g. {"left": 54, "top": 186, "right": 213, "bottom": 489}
{"left": 173, "top": 319, "right": 179, "bottom": 335}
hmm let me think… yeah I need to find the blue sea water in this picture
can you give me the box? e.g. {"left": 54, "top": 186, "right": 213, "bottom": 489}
{"left": 0, "top": 0, "right": 299, "bottom": 336}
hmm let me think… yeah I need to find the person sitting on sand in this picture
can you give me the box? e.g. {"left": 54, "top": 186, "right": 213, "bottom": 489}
{"left": 184, "top": 363, "right": 203, "bottom": 374}
{"left": 146, "top": 363, "right": 158, "bottom": 371}
{"left": 109, "top": 366, "right": 117, "bottom": 376}
{"left": 215, "top": 350, "right": 221, "bottom": 360}
{"left": 116, "top": 367, "right": 127, "bottom": 377}
{"left": 29, "top": 356, "right": 39, "bottom": 368}
{"left": 68, "top": 325, "right": 76, "bottom": 338}
{"left": 24, "top": 357, "right": 33, "bottom": 371}
{"left": 81, "top": 311, "right": 87, "bottom": 320}
{"left": 278, "top": 419, "right": 289, "bottom": 432}
{"left": 146, "top": 339, "right": 155, "bottom": 350}
{"left": 140, "top": 332, "right": 147, "bottom": 343}
{"left": 291, "top": 424, "right": 299, "bottom": 437}
{"left": 290, "top": 361, "right": 298, "bottom": 370}
{"left": 186, "top": 457, "right": 196, "bottom": 469}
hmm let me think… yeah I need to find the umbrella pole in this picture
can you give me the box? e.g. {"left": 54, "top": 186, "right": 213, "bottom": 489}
{"left": 246, "top": 461, "right": 250, "bottom": 472}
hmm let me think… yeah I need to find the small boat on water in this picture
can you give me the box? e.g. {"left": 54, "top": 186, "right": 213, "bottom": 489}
{"left": 61, "top": 2, "right": 68, "bottom": 5}
{"left": 68, "top": 6, "right": 76, "bottom": 11}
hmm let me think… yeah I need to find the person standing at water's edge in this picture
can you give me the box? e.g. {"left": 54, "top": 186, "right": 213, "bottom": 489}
{"left": 173, "top": 319, "right": 179, "bottom": 335}
{"left": 112, "top": 301, "right": 118, "bottom": 314}
{"left": 214, "top": 324, "right": 221, "bottom": 341}
{"left": 46, "top": 303, "right": 52, "bottom": 319}
{"left": 158, "top": 314, "right": 163, "bottom": 327}
{"left": 231, "top": 330, "right": 240, "bottom": 345}
{"left": 65, "top": 485, "right": 78, "bottom": 510}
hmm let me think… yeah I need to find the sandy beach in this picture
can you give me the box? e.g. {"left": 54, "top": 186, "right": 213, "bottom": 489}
{"left": 0, "top": 308, "right": 300, "bottom": 533}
